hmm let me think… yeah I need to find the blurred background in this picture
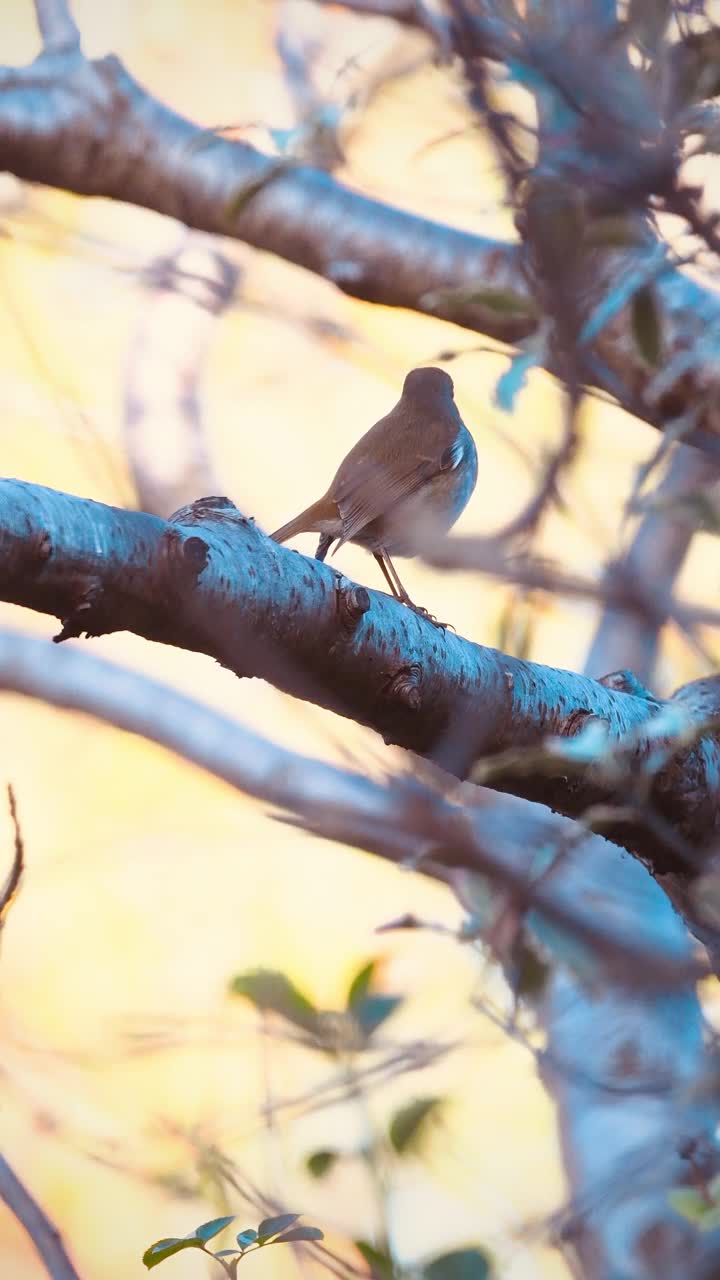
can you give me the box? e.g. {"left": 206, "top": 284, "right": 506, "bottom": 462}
{"left": 0, "top": 1, "right": 717, "bottom": 1277}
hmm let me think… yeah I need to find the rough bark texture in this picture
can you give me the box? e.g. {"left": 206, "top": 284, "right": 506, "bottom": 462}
{"left": 2, "top": 476, "right": 719, "bottom": 875}
{"left": 541, "top": 437, "right": 720, "bottom": 1280}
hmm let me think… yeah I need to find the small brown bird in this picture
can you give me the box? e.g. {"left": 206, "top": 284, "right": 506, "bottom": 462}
{"left": 271, "top": 367, "right": 478, "bottom": 619}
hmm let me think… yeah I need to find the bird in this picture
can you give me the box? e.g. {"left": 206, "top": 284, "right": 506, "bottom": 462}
{"left": 270, "top": 367, "right": 478, "bottom": 622}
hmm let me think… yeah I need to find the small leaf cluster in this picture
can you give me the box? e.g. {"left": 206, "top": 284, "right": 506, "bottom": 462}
{"left": 354, "top": 1241, "right": 491, "bottom": 1280}
{"left": 229, "top": 959, "right": 402, "bottom": 1050}
{"left": 143, "top": 1212, "right": 323, "bottom": 1276}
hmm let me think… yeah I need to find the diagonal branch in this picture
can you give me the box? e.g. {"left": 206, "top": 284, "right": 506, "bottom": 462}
{"left": 0, "top": 625, "right": 705, "bottom": 990}
{"left": 0, "top": 1151, "right": 82, "bottom": 1280}
{"left": 1, "top": 476, "right": 719, "bottom": 872}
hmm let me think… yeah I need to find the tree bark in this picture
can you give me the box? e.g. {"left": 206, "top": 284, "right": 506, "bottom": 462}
{"left": 1, "top": 476, "right": 719, "bottom": 875}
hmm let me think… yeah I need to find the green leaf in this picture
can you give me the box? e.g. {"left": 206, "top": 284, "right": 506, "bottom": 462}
{"left": 671, "top": 29, "right": 720, "bottom": 108}
{"left": 669, "top": 1187, "right": 709, "bottom": 1223}
{"left": 272, "top": 1227, "right": 324, "bottom": 1244}
{"left": 307, "top": 1150, "right": 339, "bottom": 1179}
{"left": 389, "top": 1097, "right": 443, "bottom": 1155}
{"left": 631, "top": 285, "right": 662, "bottom": 367}
{"left": 257, "top": 1213, "right": 301, "bottom": 1242}
{"left": 508, "top": 937, "right": 551, "bottom": 1003}
{"left": 422, "top": 286, "right": 538, "bottom": 321}
{"left": 494, "top": 349, "right": 538, "bottom": 413}
{"left": 142, "top": 1237, "right": 205, "bottom": 1269}
{"left": 352, "top": 994, "right": 402, "bottom": 1037}
{"left": 355, "top": 1239, "right": 395, "bottom": 1280}
{"left": 669, "top": 1175, "right": 720, "bottom": 1231}
{"left": 236, "top": 1229, "right": 258, "bottom": 1249}
{"left": 195, "top": 1216, "right": 235, "bottom": 1242}
{"left": 422, "top": 1247, "right": 492, "bottom": 1280}
{"left": 347, "top": 960, "right": 377, "bottom": 1010}
{"left": 583, "top": 215, "right": 651, "bottom": 250}
{"left": 229, "top": 970, "right": 320, "bottom": 1035}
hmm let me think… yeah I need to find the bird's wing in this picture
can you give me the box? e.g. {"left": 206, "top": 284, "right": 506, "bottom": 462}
{"left": 333, "top": 421, "right": 462, "bottom": 547}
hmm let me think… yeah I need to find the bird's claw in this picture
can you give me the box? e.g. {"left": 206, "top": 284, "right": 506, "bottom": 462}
{"left": 404, "top": 601, "right": 453, "bottom": 631}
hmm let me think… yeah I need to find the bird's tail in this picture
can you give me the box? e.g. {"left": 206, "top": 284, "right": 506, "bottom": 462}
{"left": 270, "top": 497, "right": 335, "bottom": 544}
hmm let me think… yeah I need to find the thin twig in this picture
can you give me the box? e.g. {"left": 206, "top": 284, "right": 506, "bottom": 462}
{"left": 33, "top": 0, "right": 80, "bottom": 54}
{"left": 0, "top": 784, "right": 24, "bottom": 929}
{"left": 0, "top": 1152, "right": 81, "bottom": 1280}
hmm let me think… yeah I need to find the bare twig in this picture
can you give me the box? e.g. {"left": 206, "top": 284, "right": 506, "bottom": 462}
{"left": 0, "top": 1151, "right": 81, "bottom": 1280}
{"left": 0, "top": 785, "right": 24, "bottom": 930}
{"left": 33, "top": 0, "right": 80, "bottom": 55}
{"left": 124, "top": 230, "right": 238, "bottom": 516}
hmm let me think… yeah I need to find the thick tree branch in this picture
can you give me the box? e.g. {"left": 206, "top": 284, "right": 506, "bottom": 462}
{"left": 540, "top": 421, "right": 718, "bottom": 1280}
{"left": 2, "top": 45, "right": 720, "bottom": 447}
{"left": 0, "top": 625, "right": 705, "bottom": 990}
{"left": 1, "top": 477, "right": 719, "bottom": 873}
{"left": 0, "top": 1151, "right": 82, "bottom": 1280}
{"left": 0, "top": 49, "right": 527, "bottom": 342}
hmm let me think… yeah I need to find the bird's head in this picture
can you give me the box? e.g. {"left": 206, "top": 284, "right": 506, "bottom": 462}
{"left": 402, "top": 367, "right": 454, "bottom": 402}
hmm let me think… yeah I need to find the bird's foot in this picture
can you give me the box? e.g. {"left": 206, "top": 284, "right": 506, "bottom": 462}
{"left": 403, "top": 600, "right": 454, "bottom": 631}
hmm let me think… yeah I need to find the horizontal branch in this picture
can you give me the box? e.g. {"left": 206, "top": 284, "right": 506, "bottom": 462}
{"left": 1, "top": 44, "right": 720, "bottom": 447}
{"left": 0, "top": 625, "right": 703, "bottom": 989}
{"left": 1, "top": 477, "right": 719, "bottom": 872}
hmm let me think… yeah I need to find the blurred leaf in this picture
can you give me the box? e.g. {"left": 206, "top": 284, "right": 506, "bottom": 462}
{"left": 631, "top": 285, "right": 662, "bottom": 366}
{"left": 143, "top": 1237, "right": 205, "bottom": 1269}
{"left": 346, "top": 957, "right": 402, "bottom": 1036}
{"left": 669, "top": 1175, "right": 720, "bottom": 1230}
{"left": 236, "top": 1229, "right": 258, "bottom": 1249}
{"left": 352, "top": 994, "right": 403, "bottom": 1037}
{"left": 583, "top": 215, "right": 650, "bottom": 249}
{"left": 195, "top": 1216, "right": 235, "bottom": 1242}
{"left": 494, "top": 349, "right": 538, "bottom": 413}
{"left": 508, "top": 936, "right": 551, "bottom": 1003}
{"left": 648, "top": 491, "right": 720, "bottom": 535}
{"left": 672, "top": 29, "right": 720, "bottom": 108}
{"left": 388, "top": 1097, "right": 443, "bottom": 1154}
{"left": 347, "top": 959, "right": 377, "bottom": 1010}
{"left": 229, "top": 970, "right": 320, "bottom": 1035}
{"left": 215, "top": 1249, "right": 241, "bottom": 1257}
{"left": 627, "top": 0, "right": 670, "bottom": 53}
{"left": 257, "top": 1213, "right": 301, "bottom": 1242}
{"left": 307, "top": 1150, "right": 339, "bottom": 1179}
{"left": 355, "top": 1239, "right": 396, "bottom": 1280}
{"left": 422, "top": 1248, "right": 492, "bottom": 1280}
{"left": 272, "top": 1226, "right": 325, "bottom": 1244}
{"left": 669, "top": 1187, "right": 710, "bottom": 1223}
{"left": 422, "top": 286, "right": 538, "bottom": 320}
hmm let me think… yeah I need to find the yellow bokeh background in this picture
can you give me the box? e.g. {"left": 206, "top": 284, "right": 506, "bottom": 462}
{"left": 0, "top": 3, "right": 717, "bottom": 1278}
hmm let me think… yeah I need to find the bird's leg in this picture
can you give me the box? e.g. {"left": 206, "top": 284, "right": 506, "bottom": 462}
{"left": 375, "top": 551, "right": 448, "bottom": 630}
{"left": 315, "top": 533, "right": 334, "bottom": 562}
{"left": 373, "top": 552, "right": 403, "bottom": 599}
